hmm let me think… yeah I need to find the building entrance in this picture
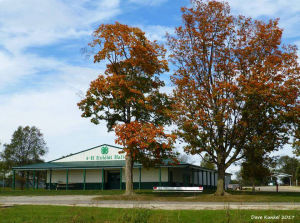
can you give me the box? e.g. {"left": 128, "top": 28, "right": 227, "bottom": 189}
{"left": 107, "top": 171, "right": 120, "bottom": 189}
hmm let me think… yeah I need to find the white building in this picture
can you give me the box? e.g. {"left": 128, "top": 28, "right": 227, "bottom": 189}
{"left": 13, "top": 144, "right": 231, "bottom": 190}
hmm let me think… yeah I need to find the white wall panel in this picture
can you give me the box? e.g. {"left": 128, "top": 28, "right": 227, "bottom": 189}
{"left": 214, "top": 173, "right": 218, "bottom": 186}
{"left": 50, "top": 170, "right": 66, "bottom": 183}
{"left": 86, "top": 169, "right": 102, "bottom": 183}
{"left": 68, "top": 170, "right": 84, "bottom": 183}
{"left": 54, "top": 145, "right": 125, "bottom": 162}
{"left": 140, "top": 167, "right": 168, "bottom": 182}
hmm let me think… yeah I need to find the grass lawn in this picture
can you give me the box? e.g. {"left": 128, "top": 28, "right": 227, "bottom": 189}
{"left": 1, "top": 188, "right": 300, "bottom": 202}
{"left": 0, "top": 188, "right": 123, "bottom": 196}
{"left": 0, "top": 205, "right": 298, "bottom": 223}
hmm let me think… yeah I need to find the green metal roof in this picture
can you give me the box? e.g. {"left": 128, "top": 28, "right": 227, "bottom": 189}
{"left": 12, "top": 160, "right": 190, "bottom": 170}
{"left": 13, "top": 160, "right": 132, "bottom": 170}
{"left": 12, "top": 161, "right": 231, "bottom": 175}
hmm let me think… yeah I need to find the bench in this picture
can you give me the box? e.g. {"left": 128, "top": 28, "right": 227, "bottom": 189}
{"left": 153, "top": 186, "right": 203, "bottom": 192}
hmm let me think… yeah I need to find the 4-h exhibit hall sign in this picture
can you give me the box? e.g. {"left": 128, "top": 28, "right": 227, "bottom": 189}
{"left": 12, "top": 144, "right": 231, "bottom": 190}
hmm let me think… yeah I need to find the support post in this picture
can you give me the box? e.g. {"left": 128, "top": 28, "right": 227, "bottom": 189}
{"left": 168, "top": 167, "right": 170, "bottom": 186}
{"left": 49, "top": 169, "right": 52, "bottom": 190}
{"left": 120, "top": 168, "right": 122, "bottom": 190}
{"left": 36, "top": 172, "right": 39, "bottom": 189}
{"left": 191, "top": 169, "right": 194, "bottom": 186}
{"left": 197, "top": 170, "right": 199, "bottom": 185}
{"left": 101, "top": 168, "right": 104, "bottom": 190}
{"left": 83, "top": 169, "right": 86, "bottom": 190}
{"left": 201, "top": 170, "right": 204, "bottom": 186}
{"left": 26, "top": 171, "right": 29, "bottom": 189}
{"left": 33, "top": 170, "right": 36, "bottom": 190}
{"left": 206, "top": 171, "right": 208, "bottom": 188}
{"left": 139, "top": 167, "right": 141, "bottom": 190}
{"left": 213, "top": 172, "right": 215, "bottom": 188}
{"left": 159, "top": 167, "right": 162, "bottom": 187}
{"left": 12, "top": 170, "right": 15, "bottom": 190}
{"left": 66, "top": 169, "right": 69, "bottom": 190}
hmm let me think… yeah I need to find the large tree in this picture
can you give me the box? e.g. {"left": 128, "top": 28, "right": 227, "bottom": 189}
{"left": 78, "top": 22, "right": 176, "bottom": 195}
{"left": 168, "top": 0, "right": 300, "bottom": 195}
{"left": 1, "top": 126, "right": 47, "bottom": 188}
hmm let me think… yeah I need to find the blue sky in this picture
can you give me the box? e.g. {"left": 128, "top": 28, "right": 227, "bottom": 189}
{"left": 0, "top": 0, "right": 299, "bottom": 175}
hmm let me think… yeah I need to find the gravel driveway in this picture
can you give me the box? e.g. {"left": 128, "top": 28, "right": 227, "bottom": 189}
{"left": 1, "top": 195, "right": 299, "bottom": 210}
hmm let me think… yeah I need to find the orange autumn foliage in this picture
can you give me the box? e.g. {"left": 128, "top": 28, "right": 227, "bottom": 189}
{"left": 114, "top": 121, "right": 177, "bottom": 167}
{"left": 168, "top": 0, "right": 300, "bottom": 195}
{"left": 78, "top": 22, "right": 176, "bottom": 194}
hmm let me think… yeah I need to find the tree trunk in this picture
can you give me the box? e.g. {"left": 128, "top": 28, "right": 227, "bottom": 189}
{"left": 125, "top": 152, "right": 134, "bottom": 195}
{"left": 215, "top": 165, "right": 225, "bottom": 196}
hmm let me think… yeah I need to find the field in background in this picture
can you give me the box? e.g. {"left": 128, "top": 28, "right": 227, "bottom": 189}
{"left": 0, "top": 205, "right": 298, "bottom": 223}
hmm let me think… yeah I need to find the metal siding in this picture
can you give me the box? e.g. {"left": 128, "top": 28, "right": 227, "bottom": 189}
{"left": 51, "top": 170, "right": 66, "bottom": 183}
{"left": 199, "top": 171, "right": 202, "bottom": 185}
{"left": 140, "top": 167, "right": 168, "bottom": 182}
{"left": 54, "top": 145, "right": 125, "bottom": 162}
{"left": 85, "top": 169, "right": 102, "bottom": 183}
{"left": 215, "top": 173, "right": 218, "bottom": 186}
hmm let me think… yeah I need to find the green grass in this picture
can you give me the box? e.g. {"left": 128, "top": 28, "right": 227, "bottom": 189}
{"left": 1, "top": 188, "right": 300, "bottom": 202}
{"left": 0, "top": 188, "right": 123, "bottom": 196}
{"left": 0, "top": 205, "right": 299, "bottom": 223}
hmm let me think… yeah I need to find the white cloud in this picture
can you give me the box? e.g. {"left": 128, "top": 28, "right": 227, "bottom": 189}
{"left": 0, "top": 63, "right": 116, "bottom": 161}
{"left": 0, "top": 0, "right": 120, "bottom": 53}
{"left": 228, "top": 0, "right": 300, "bottom": 17}
{"left": 227, "top": 0, "right": 300, "bottom": 39}
{"left": 0, "top": 0, "right": 120, "bottom": 91}
{"left": 0, "top": 52, "right": 65, "bottom": 90}
{"left": 142, "top": 25, "right": 174, "bottom": 42}
{"left": 129, "top": 0, "right": 168, "bottom": 6}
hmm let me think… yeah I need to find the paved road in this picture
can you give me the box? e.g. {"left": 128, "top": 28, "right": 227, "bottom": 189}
{"left": 253, "top": 186, "right": 300, "bottom": 192}
{"left": 1, "top": 195, "right": 300, "bottom": 210}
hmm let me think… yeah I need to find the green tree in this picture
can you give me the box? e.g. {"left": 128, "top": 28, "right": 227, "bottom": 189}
{"left": 277, "top": 156, "right": 299, "bottom": 185}
{"left": 296, "top": 166, "right": 300, "bottom": 186}
{"left": 78, "top": 22, "right": 176, "bottom": 195}
{"left": 241, "top": 149, "right": 272, "bottom": 192}
{"left": 0, "top": 126, "right": 48, "bottom": 188}
{"left": 292, "top": 127, "right": 300, "bottom": 156}
{"left": 0, "top": 160, "right": 5, "bottom": 187}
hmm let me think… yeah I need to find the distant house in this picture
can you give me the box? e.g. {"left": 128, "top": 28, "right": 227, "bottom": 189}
{"left": 270, "top": 173, "right": 292, "bottom": 186}
{"left": 13, "top": 144, "right": 231, "bottom": 190}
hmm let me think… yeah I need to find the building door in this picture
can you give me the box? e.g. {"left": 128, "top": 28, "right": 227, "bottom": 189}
{"left": 169, "top": 171, "right": 173, "bottom": 186}
{"left": 183, "top": 174, "right": 190, "bottom": 186}
{"left": 107, "top": 171, "right": 120, "bottom": 189}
